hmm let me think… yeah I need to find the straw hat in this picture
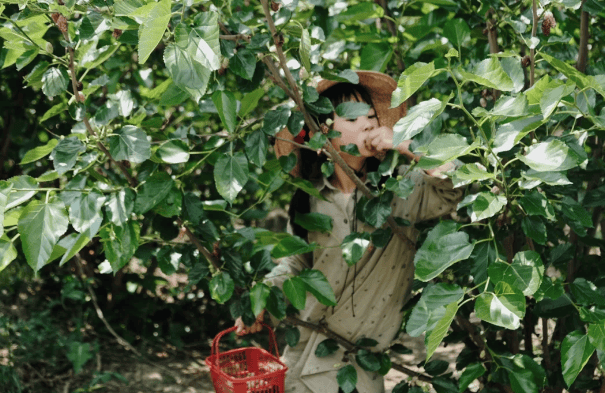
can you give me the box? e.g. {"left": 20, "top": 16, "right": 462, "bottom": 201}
{"left": 274, "top": 70, "right": 408, "bottom": 177}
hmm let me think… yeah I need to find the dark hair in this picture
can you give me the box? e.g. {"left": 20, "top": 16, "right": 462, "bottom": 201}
{"left": 288, "top": 83, "right": 381, "bottom": 241}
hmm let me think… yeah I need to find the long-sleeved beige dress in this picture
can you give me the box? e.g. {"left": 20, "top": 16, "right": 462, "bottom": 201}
{"left": 266, "top": 164, "right": 463, "bottom": 393}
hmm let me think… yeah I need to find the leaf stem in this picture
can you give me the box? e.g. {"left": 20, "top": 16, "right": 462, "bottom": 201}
{"left": 11, "top": 233, "right": 20, "bottom": 242}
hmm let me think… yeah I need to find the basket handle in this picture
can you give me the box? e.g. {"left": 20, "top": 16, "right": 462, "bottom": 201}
{"left": 212, "top": 323, "right": 280, "bottom": 364}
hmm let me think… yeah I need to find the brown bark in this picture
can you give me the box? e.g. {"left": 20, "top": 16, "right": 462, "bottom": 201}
{"left": 576, "top": 4, "right": 589, "bottom": 73}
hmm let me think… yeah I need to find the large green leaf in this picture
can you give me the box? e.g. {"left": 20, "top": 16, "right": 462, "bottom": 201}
{"left": 522, "top": 216, "right": 547, "bottom": 245}
{"left": 540, "top": 80, "right": 576, "bottom": 118}
{"left": 299, "top": 28, "right": 311, "bottom": 72}
{"left": 459, "top": 58, "right": 514, "bottom": 91}
{"left": 214, "top": 152, "right": 249, "bottom": 204}
{"left": 488, "top": 251, "right": 544, "bottom": 296}
{"left": 457, "top": 191, "right": 507, "bottom": 222}
{"left": 416, "top": 133, "right": 475, "bottom": 169}
{"left": 335, "top": 102, "right": 371, "bottom": 119}
{"left": 588, "top": 322, "right": 605, "bottom": 352}
{"left": 425, "top": 302, "right": 458, "bottom": 362}
{"left": 20, "top": 139, "right": 59, "bottom": 164}
{"left": 337, "top": 365, "right": 357, "bottom": 393}
{"left": 391, "top": 62, "right": 436, "bottom": 108}
{"left": 157, "top": 140, "right": 190, "bottom": 164}
{"left": 341, "top": 232, "right": 371, "bottom": 266}
{"left": 475, "top": 281, "right": 525, "bottom": 329}
{"left": 108, "top": 126, "right": 151, "bottom": 164}
{"left": 68, "top": 192, "right": 106, "bottom": 234}
{"left": 299, "top": 269, "right": 337, "bottom": 306}
{"left": 18, "top": 200, "right": 69, "bottom": 272}
{"left": 212, "top": 90, "right": 237, "bottom": 133}
{"left": 271, "top": 235, "right": 316, "bottom": 258}
{"left": 518, "top": 190, "right": 555, "bottom": 220}
{"left": 99, "top": 221, "right": 140, "bottom": 273}
{"left": 250, "top": 282, "right": 270, "bottom": 317}
{"left": 560, "top": 196, "right": 593, "bottom": 228}
{"left": 360, "top": 42, "right": 393, "bottom": 72}
{"left": 356, "top": 349, "right": 381, "bottom": 372}
{"left": 283, "top": 276, "right": 307, "bottom": 310}
{"left": 451, "top": 163, "right": 495, "bottom": 187}
{"left": 41, "top": 67, "right": 69, "bottom": 97}
{"left": 164, "top": 43, "right": 211, "bottom": 102}
{"left": 134, "top": 172, "right": 174, "bottom": 214}
{"left": 0, "top": 235, "right": 18, "bottom": 273}
{"left": 175, "top": 18, "right": 220, "bottom": 71}
{"left": 362, "top": 192, "right": 393, "bottom": 228}
{"left": 458, "top": 363, "right": 486, "bottom": 392}
{"left": 561, "top": 331, "right": 595, "bottom": 387}
{"left": 539, "top": 52, "right": 593, "bottom": 91}
{"left": 51, "top": 137, "right": 86, "bottom": 174}
{"left": 443, "top": 18, "right": 470, "bottom": 49}
{"left": 6, "top": 175, "right": 38, "bottom": 210}
{"left": 0, "top": 181, "right": 12, "bottom": 237}
{"left": 336, "top": 2, "right": 384, "bottom": 22}
{"left": 229, "top": 49, "right": 256, "bottom": 80}
{"left": 105, "top": 189, "right": 135, "bottom": 226}
{"left": 294, "top": 212, "right": 333, "bottom": 233}
{"left": 245, "top": 130, "right": 268, "bottom": 168}
{"left": 209, "top": 272, "right": 235, "bottom": 304}
{"left": 137, "top": 0, "right": 171, "bottom": 64}
{"left": 492, "top": 116, "right": 544, "bottom": 154}
{"left": 518, "top": 139, "right": 581, "bottom": 172}
{"left": 392, "top": 97, "right": 447, "bottom": 147}
{"left": 414, "top": 221, "right": 474, "bottom": 281}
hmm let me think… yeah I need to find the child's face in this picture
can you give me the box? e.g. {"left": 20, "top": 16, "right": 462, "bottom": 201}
{"left": 332, "top": 103, "right": 379, "bottom": 158}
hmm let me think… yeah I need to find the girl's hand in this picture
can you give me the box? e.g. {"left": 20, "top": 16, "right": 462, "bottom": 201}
{"left": 234, "top": 309, "right": 265, "bottom": 336}
{"left": 364, "top": 127, "right": 415, "bottom": 160}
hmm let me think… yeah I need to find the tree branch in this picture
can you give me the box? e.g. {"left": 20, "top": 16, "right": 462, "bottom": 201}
{"left": 285, "top": 316, "right": 432, "bottom": 382}
{"left": 530, "top": 0, "right": 538, "bottom": 87}
{"left": 576, "top": 1, "right": 589, "bottom": 73}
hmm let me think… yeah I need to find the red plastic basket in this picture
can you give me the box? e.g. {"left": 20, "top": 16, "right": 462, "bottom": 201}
{"left": 205, "top": 323, "right": 288, "bottom": 393}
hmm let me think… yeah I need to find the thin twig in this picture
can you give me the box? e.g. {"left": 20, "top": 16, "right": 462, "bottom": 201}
{"left": 220, "top": 34, "right": 251, "bottom": 41}
{"left": 530, "top": 0, "right": 538, "bottom": 87}
{"left": 576, "top": 0, "right": 589, "bottom": 72}
{"left": 285, "top": 316, "right": 432, "bottom": 382}
{"left": 542, "top": 317, "right": 551, "bottom": 370}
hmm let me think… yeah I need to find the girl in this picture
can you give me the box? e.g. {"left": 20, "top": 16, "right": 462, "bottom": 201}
{"left": 235, "top": 70, "right": 463, "bottom": 393}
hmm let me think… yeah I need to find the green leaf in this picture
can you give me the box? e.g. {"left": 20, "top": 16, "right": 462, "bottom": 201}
{"left": 341, "top": 232, "right": 371, "bottom": 266}
{"left": 39, "top": 102, "right": 67, "bottom": 123}
{"left": 67, "top": 342, "right": 93, "bottom": 374}
{"left": 213, "top": 152, "right": 249, "bottom": 204}
{"left": 283, "top": 276, "right": 306, "bottom": 310}
{"left": 79, "top": 11, "right": 110, "bottom": 41}
{"left": 355, "top": 338, "right": 379, "bottom": 347}
{"left": 18, "top": 200, "right": 69, "bottom": 272}
{"left": 99, "top": 221, "right": 140, "bottom": 273}
{"left": 250, "top": 282, "right": 270, "bottom": 317}
{"left": 0, "top": 235, "right": 18, "bottom": 273}
{"left": 239, "top": 88, "right": 264, "bottom": 117}
{"left": 271, "top": 235, "right": 316, "bottom": 259}
{"left": 266, "top": 286, "right": 287, "bottom": 320}
{"left": 157, "top": 246, "right": 180, "bottom": 275}
{"left": 423, "top": 283, "right": 465, "bottom": 310}
{"left": 41, "top": 67, "right": 69, "bottom": 97}
{"left": 320, "top": 70, "right": 359, "bottom": 84}
{"left": 488, "top": 251, "right": 544, "bottom": 296}
{"left": 359, "top": 42, "right": 393, "bottom": 73}
{"left": 493, "top": 116, "right": 544, "bottom": 154}
{"left": 522, "top": 216, "right": 547, "bottom": 245}
{"left": 138, "top": 0, "right": 171, "bottom": 64}
{"left": 459, "top": 58, "right": 514, "bottom": 91}
{"left": 391, "top": 62, "right": 436, "bottom": 108}
{"left": 245, "top": 130, "right": 269, "bottom": 168}
{"left": 105, "top": 189, "right": 135, "bottom": 226}
{"left": 561, "top": 331, "right": 595, "bottom": 387}
{"left": 425, "top": 302, "right": 458, "bottom": 362}
{"left": 336, "top": 2, "right": 384, "bottom": 22}
{"left": 69, "top": 192, "right": 106, "bottom": 234}
{"left": 299, "top": 28, "right": 311, "bottom": 73}
{"left": 475, "top": 281, "right": 525, "bottom": 329}
{"left": 163, "top": 43, "right": 211, "bottom": 102}
{"left": 315, "top": 338, "right": 339, "bottom": 357}
{"left": 570, "top": 278, "right": 605, "bottom": 307}
{"left": 451, "top": 163, "right": 495, "bottom": 188}
{"left": 306, "top": 96, "right": 335, "bottom": 115}
{"left": 491, "top": 95, "right": 529, "bottom": 118}
{"left": 588, "top": 322, "right": 605, "bottom": 352}
{"left": 212, "top": 90, "right": 237, "bottom": 133}
{"left": 392, "top": 98, "right": 446, "bottom": 146}
{"left": 384, "top": 177, "right": 415, "bottom": 199}
{"left": 443, "top": 19, "right": 470, "bottom": 48}
{"left": 285, "top": 326, "right": 300, "bottom": 347}
{"left": 458, "top": 192, "right": 507, "bottom": 222}
{"left": 414, "top": 221, "right": 475, "bottom": 281}
{"left": 299, "top": 269, "right": 337, "bottom": 306}
{"left": 108, "top": 126, "right": 151, "bottom": 164}
{"left": 179, "top": 19, "right": 220, "bottom": 70}
{"left": 229, "top": 49, "right": 256, "bottom": 80}
{"left": 335, "top": 102, "right": 371, "bottom": 120}
{"left": 518, "top": 139, "right": 581, "bottom": 172}
{"left": 540, "top": 80, "right": 576, "bottom": 118}
{"left": 417, "top": 134, "right": 476, "bottom": 169}
{"left": 294, "top": 212, "right": 333, "bottom": 233}
{"left": 134, "top": 172, "right": 174, "bottom": 214}
{"left": 539, "top": 52, "right": 592, "bottom": 91}
{"left": 519, "top": 190, "right": 555, "bottom": 220}
{"left": 520, "top": 169, "right": 572, "bottom": 189}
{"left": 337, "top": 365, "right": 358, "bottom": 393}
{"left": 209, "top": 272, "right": 235, "bottom": 304}
{"left": 6, "top": 175, "right": 38, "bottom": 210}
{"left": 356, "top": 349, "right": 381, "bottom": 372}
{"left": 560, "top": 196, "right": 593, "bottom": 228}
{"left": 0, "top": 182, "right": 11, "bottom": 237}
{"left": 52, "top": 137, "right": 86, "bottom": 174}
{"left": 500, "top": 57, "right": 525, "bottom": 94}
{"left": 458, "top": 363, "right": 486, "bottom": 392}
{"left": 262, "top": 106, "right": 291, "bottom": 136}
{"left": 424, "top": 360, "right": 449, "bottom": 376}
{"left": 58, "top": 222, "right": 101, "bottom": 267}
{"left": 20, "top": 139, "right": 59, "bottom": 165}
{"left": 362, "top": 192, "right": 393, "bottom": 228}
{"left": 157, "top": 140, "right": 190, "bottom": 164}
{"left": 378, "top": 353, "right": 391, "bottom": 376}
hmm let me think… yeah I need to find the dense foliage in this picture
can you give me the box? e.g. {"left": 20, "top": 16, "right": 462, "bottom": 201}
{"left": 1, "top": 0, "right": 605, "bottom": 392}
